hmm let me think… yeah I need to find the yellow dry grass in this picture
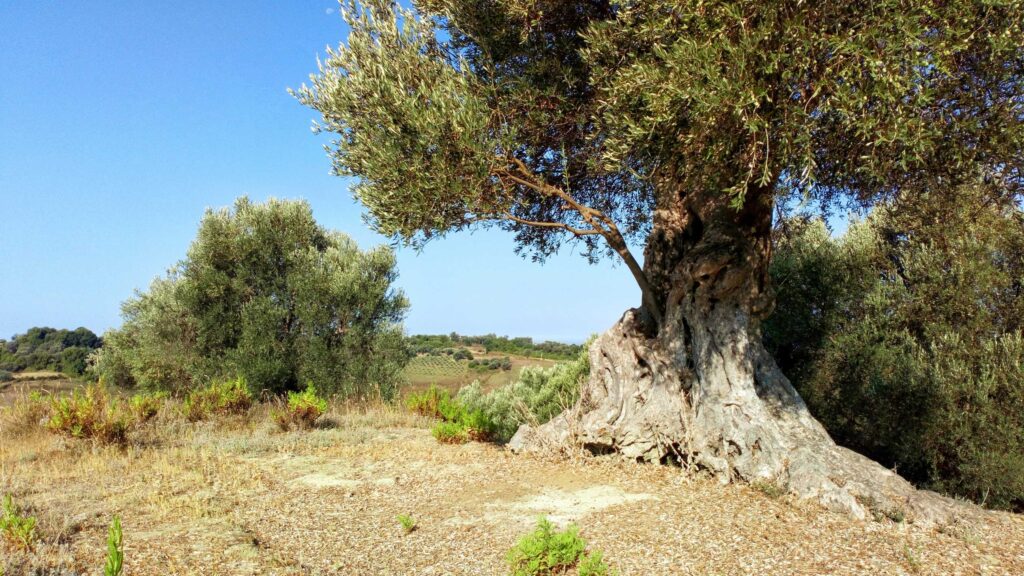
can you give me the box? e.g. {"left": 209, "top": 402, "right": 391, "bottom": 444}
{"left": 1, "top": 396, "right": 1022, "bottom": 575}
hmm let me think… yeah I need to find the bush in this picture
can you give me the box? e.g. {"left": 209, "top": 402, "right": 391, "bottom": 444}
{"left": 0, "top": 370, "right": 13, "bottom": 382}
{"left": 457, "top": 344, "right": 591, "bottom": 442}
{"left": 405, "top": 385, "right": 451, "bottom": 419}
{"left": 129, "top": 392, "right": 167, "bottom": 424}
{"left": 766, "top": 187, "right": 1024, "bottom": 510}
{"left": 1, "top": 495, "right": 37, "bottom": 551}
{"left": 431, "top": 420, "right": 471, "bottom": 444}
{"left": 47, "top": 384, "right": 129, "bottom": 444}
{"left": 409, "top": 384, "right": 497, "bottom": 443}
{"left": 99, "top": 197, "right": 409, "bottom": 399}
{"left": 506, "top": 517, "right": 613, "bottom": 576}
{"left": 273, "top": 384, "right": 328, "bottom": 430}
{"left": 183, "top": 377, "right": 252, "bottom": 422}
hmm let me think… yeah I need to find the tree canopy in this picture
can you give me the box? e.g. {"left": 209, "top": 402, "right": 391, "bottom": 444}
{"left": 297, "top": 0, "right": 1023, "bottom": 302}
{"left": 96, "top": 197, "right": 409, "bottom": 397}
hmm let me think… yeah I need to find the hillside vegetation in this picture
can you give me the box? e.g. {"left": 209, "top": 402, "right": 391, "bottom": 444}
{"left": 0, "top": 327, "right": 101, "bottom": 377}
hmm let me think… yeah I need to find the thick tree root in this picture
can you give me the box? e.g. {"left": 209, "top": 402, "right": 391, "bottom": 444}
{"left": 510, "top": 310, "right": 975, "bottom": 527}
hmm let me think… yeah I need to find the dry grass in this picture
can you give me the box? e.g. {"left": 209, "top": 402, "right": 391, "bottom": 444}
{"left": 1, "top": 390, "right": 1023, "bottom": 575}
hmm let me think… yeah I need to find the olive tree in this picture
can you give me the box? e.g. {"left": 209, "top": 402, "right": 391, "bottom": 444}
{"left": 100, "top": 197, "right": 409, "bottom": 398}
{"left": 296, "top": 0, "right": 1023, "bottom": 521}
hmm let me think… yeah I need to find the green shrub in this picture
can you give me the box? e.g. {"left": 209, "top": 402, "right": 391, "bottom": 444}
{"left": 405, "top": 385, "right": 451, "bottom": 419}
{"left": 1, "top": 495, "right": 37, "bottom": 551}
{"left": 578, "top": 551, "right": 614, "bottom": 576}
{"left": 431, "top": 420, "right": 471, "bottom": 444}
{"left": 183, "top": 377, "right": 252, "bottom": 422}
{"left": 104, "top": 515, "right": 124, "bottom": 576}
{"left": 47, "top": 384, "right": 129, "bottom": 444}
{"left": 0, "top": 370, "right": 13, "bottom": 383}
{"left": 273, "top": 384, "right": 329, "bottom": 430}
{"left": 457, "top": 345, "right": 591, "bottom": 443}
{"left": 129, "top": 392, "right": 167, "bottom": 424}
{"left": 506, "top": 517, "right": 613, "bottom": 576}
{"left": 408, "top": 385, "right": 510, "bottom": 444}
{"left": 766, "top": 188, "right": 1024, "bottom": 510}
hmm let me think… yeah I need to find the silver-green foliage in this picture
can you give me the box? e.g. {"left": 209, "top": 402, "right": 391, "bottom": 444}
{"left": 298, "top": 0, "right": 1022, "bottom": 264}
{"left": 96, "top": 197, "right": 409, "bottom": 398}
{"left": 766, "top": 186, "right": 1024, "bottom": 510}
{"left": 457, "top": 344, "right": 590, "bottom": 443}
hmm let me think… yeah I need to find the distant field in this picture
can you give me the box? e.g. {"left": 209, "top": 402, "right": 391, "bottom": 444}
{"left": 402, "top": 351, "right": 561, "bottom": 395}
{"left": 0, "top": 372, "right": 78, "bottom": 408}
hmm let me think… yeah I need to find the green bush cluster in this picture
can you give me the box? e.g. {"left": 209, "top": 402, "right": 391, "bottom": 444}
{"left": 94, "top": 197, "right": 409, "bottom": 400}
{"left": 457, "top": 345, "right": 590, "bottom": 443}
{"left": 273, "top": 384, "right": 329, "bottom": 430}
{"left": 766, "top": 186, "right": 1024, "bottom": 510}
{"left": 183, "top": 377, "right": 253, "bottom": 422}
{"left": 406, "top": 385, "right": 497, "bottom": 443}
{"left": 506, "top": 518, "right": 613, "bottom": 576}
{"left": 47, "top": 384, "right": 130, "bottom": 445}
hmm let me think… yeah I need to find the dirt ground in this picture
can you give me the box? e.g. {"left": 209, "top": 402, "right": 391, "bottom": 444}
{"left": 1, "top": 393, "right": 1023, "bottom": 575}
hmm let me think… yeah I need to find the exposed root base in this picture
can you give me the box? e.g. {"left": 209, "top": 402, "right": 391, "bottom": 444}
{"left": 510, "top": 310, "right": 975, "bottom": 527}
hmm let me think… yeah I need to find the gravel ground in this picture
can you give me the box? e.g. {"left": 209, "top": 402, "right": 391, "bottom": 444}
{"left": 2, "top": 403, "right": 1022, "bottom": 575}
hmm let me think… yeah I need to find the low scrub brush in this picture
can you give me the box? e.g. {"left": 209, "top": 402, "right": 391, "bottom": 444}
{"left": 47, "top": 384, "right": 129, "bottom": 444}
{"left": 129, "top": 392, "right": 167, "bottom": 424}
{"left": 405, "top": 385, "right": 450, "bottom": 419}
{"left": 506, "top": 517, "right": 615, "bottom": 576}
{"left": 431, "top": 420, "right": 471, "bottom": 444}
{"left": 183, "top": 377, "right": 252, "bottom": 422}
{"left": 1, "top": 495, "right": 37, "bottom": 551}
{"left": 273, "top": 384, "right": 328, "bottom": 430}
{"left": 0, "top": 390, "right": 49, "bottom": 438}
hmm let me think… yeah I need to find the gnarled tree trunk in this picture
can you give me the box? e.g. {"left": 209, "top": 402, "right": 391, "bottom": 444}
{"left": 510, "top": 184, "right": 967, "bottom": 525}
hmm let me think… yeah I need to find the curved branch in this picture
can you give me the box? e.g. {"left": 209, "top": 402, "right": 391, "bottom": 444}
{"left": 493, "top": 158, "right": 664, "bottom": 325}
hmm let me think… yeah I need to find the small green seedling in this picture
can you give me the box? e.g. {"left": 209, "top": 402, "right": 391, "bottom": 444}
{"left": 397, "top": 513, "right": 417, "bottom": 534}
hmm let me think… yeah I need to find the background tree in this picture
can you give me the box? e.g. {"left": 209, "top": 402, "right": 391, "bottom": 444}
{"left": 98, "top": 197, "right": 409, "bottom": 398}
{"left": 297, "top": 0, "right": 1023, "bottom": 521}
{"left": 766, "top": 185, "right": 1024, "bottom": 510}
{"left": 0, "top": 327, "right": 102, "bottom": 376}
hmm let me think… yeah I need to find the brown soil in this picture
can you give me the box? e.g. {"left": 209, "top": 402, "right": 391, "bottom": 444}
{"left": 1, "top": 402, "right": 1022, "bottom": 575}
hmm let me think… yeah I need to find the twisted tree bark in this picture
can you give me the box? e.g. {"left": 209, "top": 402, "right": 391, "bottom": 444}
{"left": 511, "top": 184, "right": 969, "bottom": 525}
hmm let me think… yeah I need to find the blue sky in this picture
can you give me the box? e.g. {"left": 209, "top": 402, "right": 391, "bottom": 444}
{"left": 0, "top": 1, "right": 638, "bottom": 343}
